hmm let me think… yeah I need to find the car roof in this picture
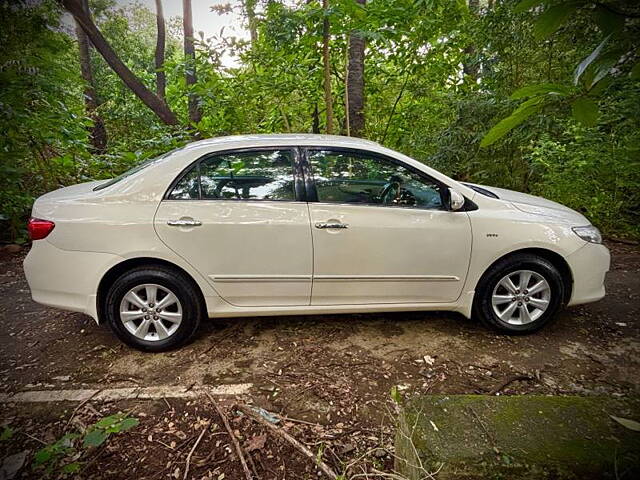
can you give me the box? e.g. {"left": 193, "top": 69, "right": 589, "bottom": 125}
{"left": 182, "top": 133, "right": 381, "bottom": 152}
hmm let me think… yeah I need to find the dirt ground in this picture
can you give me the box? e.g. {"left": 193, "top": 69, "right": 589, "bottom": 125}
{"left": 0, "top": 242, "right": 639, "bottom": 479}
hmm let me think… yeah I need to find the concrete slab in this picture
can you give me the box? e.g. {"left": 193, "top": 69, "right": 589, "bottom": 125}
{"left": 395, "top": 395, "right": 640, "bottom": 479}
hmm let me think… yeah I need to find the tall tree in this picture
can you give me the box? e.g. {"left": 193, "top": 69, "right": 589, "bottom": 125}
{"left": 244, "top": 0, "right": 258, "bottom": 48}
{"left": 74, "top": 0, "right": 107, "bottom": 152}
{"left": 346, "top": 0, "right": 365, "bottom": 137}
{"left": 154, "top": 0, "right": 166, "bottom": 101}
{"left": 322, "top": 0, "right": 334, "bottom": 134}
{"left": 60, "top": 0, "right": 178, "bottom": 125}
{"left": 182, "top": 0, "right": 202, "bottom": 125}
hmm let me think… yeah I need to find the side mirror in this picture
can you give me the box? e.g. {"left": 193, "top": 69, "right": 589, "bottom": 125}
{"left": 449, "top": 188, "right": 465, "bottom": 211}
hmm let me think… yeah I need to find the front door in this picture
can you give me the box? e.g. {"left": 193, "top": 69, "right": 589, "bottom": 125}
{"left": 305, "top": 148, "right": 472, "bottom": 305}
{"left": 155, "top": 148, "right": 313, "bottom": 307}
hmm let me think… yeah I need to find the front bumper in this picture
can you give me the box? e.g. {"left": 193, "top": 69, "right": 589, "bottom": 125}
{"left": 23, "top": 240, "right": 120, "bottom": 321}
{"left": 565, "top": 242, "right": 610, "bottom": 306}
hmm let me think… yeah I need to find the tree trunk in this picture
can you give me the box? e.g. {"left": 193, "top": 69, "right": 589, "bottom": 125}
{"left": 463, "top": 0, "right": 480, "bottom": 81}
{"left": 322, "top": 0, "right": 334, "bottom": 134}
{"left": 154, "top": 0, "right": 166, "bottom": 101}
{"left": 75, "top": 0, "right": 107, "bottom": 153}
{"left": 61, "top": 0, "right": 178, "bottom": 125}
{"left": 245, "top": 0, "right": 258, "bottom": 48}
{"left": 312, "top": 103, "right": 320, "bottom": 133}
{"left": 183, "top": 0, "right": 202, "bottom": 125}
{"left": 346, "top": 0, "right": 365, "bottom": 137}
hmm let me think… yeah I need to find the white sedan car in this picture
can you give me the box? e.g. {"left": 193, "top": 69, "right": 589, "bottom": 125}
{"left": 24, "top": 134, "right": 609, "bottom": 351}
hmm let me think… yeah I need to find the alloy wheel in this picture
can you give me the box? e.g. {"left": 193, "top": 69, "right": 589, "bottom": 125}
{"left": 119, "top": 283, "right": 183, "bottom": 341}
{"left": 491, "top": 270, "right": 551, "bottom": 325}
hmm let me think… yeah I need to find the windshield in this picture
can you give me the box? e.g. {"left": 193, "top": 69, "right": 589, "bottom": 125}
{"left": 93, "top": 148, "right": 182, "bottom": 191}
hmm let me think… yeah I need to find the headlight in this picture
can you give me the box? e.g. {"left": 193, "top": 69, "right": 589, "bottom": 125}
{"left": 572, "top": 225, "right": 602, "bottom": 244}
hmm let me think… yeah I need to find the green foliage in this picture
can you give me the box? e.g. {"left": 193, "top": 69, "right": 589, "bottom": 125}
{"left": 480, "top": 97, "right": 546, "bottom": 147}
{"left": 83, "top": 413, "right": 139, "bottom": 448}
{"left": 532, "top": 3, "right": 577, "bottom": 40}
{"left": 528, "top": 83, "right": 640, "bottom": 237}
{"left": 510, "top": 83, "right": 572, "bottom": 99}
{"left": 32, "top": 412, "right": 139, "bottom": 478}
{"left": 483, "top": 0, "right": 638, "bottom": 148}
{"left": 33, "top": 433, "right": 79, "bottom": 476}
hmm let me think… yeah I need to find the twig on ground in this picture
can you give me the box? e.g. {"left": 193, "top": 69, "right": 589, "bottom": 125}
{"left": 246, "top": 450, "right": 259, "bottom": 479}
{"left": 235, "top": 403, "right": 338, "bottom": 480}
{"left": 183, "top": 425, "right": 208, "bottom": 480}
{"left": 279, "top": 415, "right": 322, "bottom": 427}
{"left": 204, "top": 392, "right": 253, "bottom": 480}
{"left": 489, "top": 374, "right": 533, "bottom": 395}
{"left": 23, "top": 432, "right": 47, "bottom": 445}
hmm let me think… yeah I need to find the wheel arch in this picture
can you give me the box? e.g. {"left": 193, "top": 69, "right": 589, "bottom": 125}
{"left": 96, "top": 257, "right": 207, "bottom": 324}
{"left": 475, "top": 248, "right": 573, "bottom": 305}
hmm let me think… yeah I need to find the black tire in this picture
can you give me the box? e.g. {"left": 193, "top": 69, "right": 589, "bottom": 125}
{"left": 104, "top": 265, "right": 203, "bottom": 352}
{"left": 473, "top": 253, "right": 565, "bottom": 334}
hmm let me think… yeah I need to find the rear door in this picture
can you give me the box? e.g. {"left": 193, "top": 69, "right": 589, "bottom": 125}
{"left": 155, "top": 148, "right": 313, "bottom": 307}
{"left": 305, "top": 148, "right": 472, "bottom": 305}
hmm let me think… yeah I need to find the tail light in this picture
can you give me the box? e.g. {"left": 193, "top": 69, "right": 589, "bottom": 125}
{"left": 28, "top": 217, "right": 55, "bottom": 240}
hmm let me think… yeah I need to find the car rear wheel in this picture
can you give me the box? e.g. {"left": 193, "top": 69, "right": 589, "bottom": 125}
{"left": 104, "top": 266, "right": 202, "bottom": 351}
{"left": 473, "top": 254, "right": 564, "bottom": 334}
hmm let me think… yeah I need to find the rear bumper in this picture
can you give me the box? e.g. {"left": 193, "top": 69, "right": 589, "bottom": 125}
{"left": 565, "top": 242, "right": 610, "bottom": 306}
{"left": 23, "top": 240, "right": 120, "bottom": 321}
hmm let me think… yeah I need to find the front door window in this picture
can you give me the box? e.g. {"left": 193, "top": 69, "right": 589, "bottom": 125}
{"left": 307, "top": 150, "right": 443, "bottom": 209}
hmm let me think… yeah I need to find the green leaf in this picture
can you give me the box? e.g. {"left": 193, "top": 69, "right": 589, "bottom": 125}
{"left": 515, "top": 0, "right": 545, "bottom": 13}
{"left": 571, "top": 98, "right": 599, "bottom": 127}
{"left": 588, "top": 76, "right": 612, "bottom": 96}
{"left": 510, "top": 83, "right": 570, "bottom": 99}
{"left": 83, "top": 430, "right": 108, "bottom": 448}
{"left": 629, "top": 61, "right": 640, "bottom": 80}
{"left": 610, "top": 415, "right": 640, "bottom": 432}
{"left": 0, "top": 426, "right": 13, "bottom": 441}
{"left": 94, "top": 415, "right": 121, "bottom": 429}
{"left": 33, "top": 447, "right": 53, "bottom": 466}
{"left": 480, "top": 97, "right": 545, "bottom": 147}
{"left": 574, "top": 35, "right": 610, "bottom": 85}
{"left": 533, "top": 4, "right": 577, "bottom": 40}
{"left": 390, "top": 385, "right": 402, "bottom": 404}
{"left": 62, "top": 462, "right": 81, "bottom": 473}
{"left": 118, "top": 418, "right": 139, "bottom": 431}
{"left": 586, "top": 51, "right": 621, "bottom": 88}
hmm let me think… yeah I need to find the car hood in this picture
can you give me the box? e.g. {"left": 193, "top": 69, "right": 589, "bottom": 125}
{"left": 465, "top": 183, "right": 590, "bottom": 225}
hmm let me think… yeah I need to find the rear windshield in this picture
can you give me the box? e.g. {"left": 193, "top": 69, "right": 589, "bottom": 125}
{"left": 93, "top": 148, "right": 181, "bottom": 191}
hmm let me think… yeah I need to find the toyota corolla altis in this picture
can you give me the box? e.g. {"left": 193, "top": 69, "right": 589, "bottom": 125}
{"left": 24, "top": 134, "right": 610, "bottom": 351}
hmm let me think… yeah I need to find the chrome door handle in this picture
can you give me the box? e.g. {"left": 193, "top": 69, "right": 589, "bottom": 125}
{"left": 167, "top": 219, "right": 202, "bottom": 227}
{"left": 315, "top": 222, "right": 349, "bottom": 229}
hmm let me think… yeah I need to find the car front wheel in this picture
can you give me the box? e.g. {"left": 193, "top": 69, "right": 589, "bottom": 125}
{"left": 474, "top": 254, "right": 565, "bottom": 334}
{"left": 104, "top": 266, "right": 202, "bottom": 351}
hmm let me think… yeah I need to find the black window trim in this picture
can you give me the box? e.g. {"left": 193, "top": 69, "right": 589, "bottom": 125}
{"left": 302, "top": 146, "right": 455, "bottom": 211}
{"left": 163, "top": 146, "right": 307, "bottom": 202}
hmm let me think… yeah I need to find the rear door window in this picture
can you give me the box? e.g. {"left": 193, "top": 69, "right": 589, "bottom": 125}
{"left": 168, "top": 149, "right": 296, "bottom": 201}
